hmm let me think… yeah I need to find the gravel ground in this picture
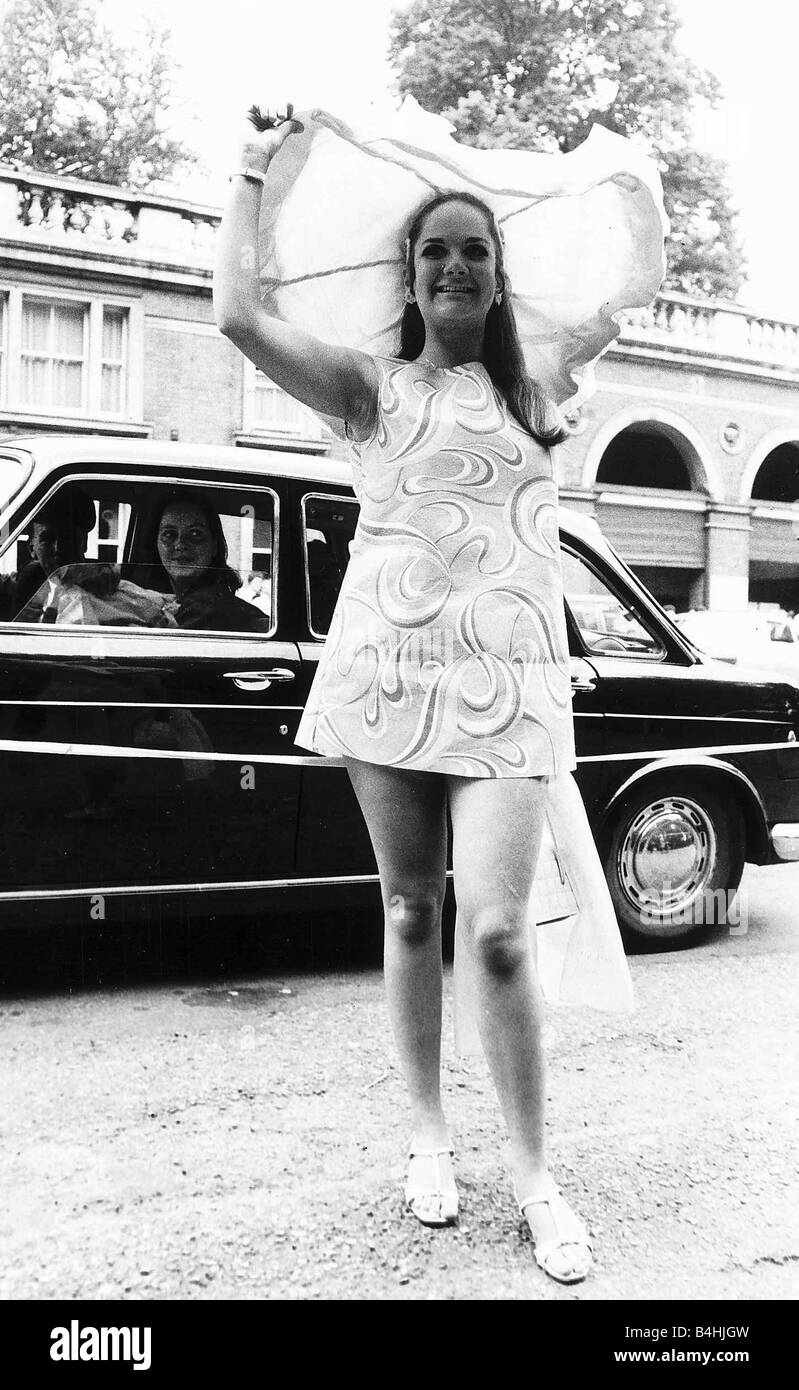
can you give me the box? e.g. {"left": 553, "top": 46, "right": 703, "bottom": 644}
{"left": 2, "top": 865, "right": 798, "bottom": 1302}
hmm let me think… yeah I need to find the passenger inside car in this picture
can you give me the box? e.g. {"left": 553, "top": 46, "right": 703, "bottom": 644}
{"left": 12, "top": 487, "right": 96, "bottom": 617}
{"left": 130, "top": 492, "right": 272, "bottom": 634}
{"left": 13, "top": 485, "right": 274, "bottom": 633}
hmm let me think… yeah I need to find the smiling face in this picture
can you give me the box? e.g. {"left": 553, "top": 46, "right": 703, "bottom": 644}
{"left": 30, "top": 519, "right": 86, "bottom": 575}
{"left": 156, "top": 502, "right": 217, "bottom": 595}
{"left": 409, "top": 199, "right": 501, "bottom": 343}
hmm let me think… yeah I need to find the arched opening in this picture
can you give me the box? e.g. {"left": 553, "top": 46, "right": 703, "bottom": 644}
{"left": 751, "top": 442, "right": 799, "bottom": 503}
{"left": 748, "top": 442, "right": 799, "bottom": 610}
{"left": 593, "top": 423, "right": 706, "bottom": 609}
{"left": 596, "top": 425, "right": 695, "bottom": 490}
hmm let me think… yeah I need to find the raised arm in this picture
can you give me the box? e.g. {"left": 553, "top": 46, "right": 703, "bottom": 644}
{"left": 213, "top": 110, "right": 378, "bottom": 434}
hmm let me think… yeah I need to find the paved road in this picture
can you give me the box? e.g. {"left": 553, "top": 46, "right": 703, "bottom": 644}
{"left": 1, "top": 861, "right": 797, "bottom": 1302}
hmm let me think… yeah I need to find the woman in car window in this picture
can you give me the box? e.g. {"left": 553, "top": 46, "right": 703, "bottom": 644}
{"left": 138, "top": 494, "right": 270, "bottom": 634}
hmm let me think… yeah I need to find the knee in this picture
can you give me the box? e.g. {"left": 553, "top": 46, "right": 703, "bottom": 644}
{"left": 466, "top": 904, "right": 529, "bottom": 978}
{"left": 385, "top": 886, "right": 444, "bottom": 946}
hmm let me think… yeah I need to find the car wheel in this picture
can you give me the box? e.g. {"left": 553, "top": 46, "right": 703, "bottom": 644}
{"left": 602, "top": 777, "right": 745, "bottom": 948}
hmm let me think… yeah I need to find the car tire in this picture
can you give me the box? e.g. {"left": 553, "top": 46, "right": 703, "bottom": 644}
{"left": 601, "top": 777, "right": 746, "bottom": 949}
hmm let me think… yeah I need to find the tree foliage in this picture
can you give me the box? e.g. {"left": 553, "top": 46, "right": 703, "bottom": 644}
{"left": 389, "top": 0, "right": 745, "bottom": 298}
{"left": 0, "top": 0, "right": 196, "bottom": 189}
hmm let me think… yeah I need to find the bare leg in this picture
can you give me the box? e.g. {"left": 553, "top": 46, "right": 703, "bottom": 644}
{"left": 448, "top": 774, "right": 591, "bottom": 1278}
{"left": 449, "top": 775, "right": 549, "bottom": 1182}
{"left": 344, "top": 758, "right": 456, "bottom": 1220}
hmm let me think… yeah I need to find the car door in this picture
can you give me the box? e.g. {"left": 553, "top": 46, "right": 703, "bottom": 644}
{"left": 0, "top": 467, "right": 302, "bottom": 903}
{"left": 560, "top": 538, "right": 798, "bottom": 761}
{"left": 290, "top": 485, "right": 379, "bottom": 880}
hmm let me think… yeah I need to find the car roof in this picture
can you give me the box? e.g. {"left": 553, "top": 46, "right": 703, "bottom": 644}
{"left": 1, "top": 434, "right": 606, "bottom": 546}
{"left": 1, "top": 434, "right": 354, "bottom": 486}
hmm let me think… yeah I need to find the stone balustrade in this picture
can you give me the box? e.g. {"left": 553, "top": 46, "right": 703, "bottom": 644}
{"left": 2, "top": 165, "right": 799, "bottom": 374}
{"left": 0, "top": 165, "right": 219, "bottom": 266}
{"left": 618, "top": 291, "right": 799, "bottom": 371}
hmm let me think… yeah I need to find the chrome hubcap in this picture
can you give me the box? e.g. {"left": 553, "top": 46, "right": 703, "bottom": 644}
{"left": 618, "top": 795, "right": 716, "bottom": 920}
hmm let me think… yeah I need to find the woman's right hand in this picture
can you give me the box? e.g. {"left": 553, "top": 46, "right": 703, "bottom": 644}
{"left": 239, "top": 106, "right": 302, "bottom": 175}
{"left": 216, "top": 100, "right": 377, "bottom": 430}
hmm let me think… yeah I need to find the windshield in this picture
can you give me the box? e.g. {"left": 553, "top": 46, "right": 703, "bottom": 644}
{"left": 0, "top": 452, "right": 35, "bottom": 513}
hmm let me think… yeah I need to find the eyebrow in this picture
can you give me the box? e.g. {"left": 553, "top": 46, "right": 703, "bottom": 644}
{"left": 420, "top": 235, "right": 491, "bottom": 246}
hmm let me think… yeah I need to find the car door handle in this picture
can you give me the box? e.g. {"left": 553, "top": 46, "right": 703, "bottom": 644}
{"left": 223, "top": 668, "right": 295, "bottom": 691}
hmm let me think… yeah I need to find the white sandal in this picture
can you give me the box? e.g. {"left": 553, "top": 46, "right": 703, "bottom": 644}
{"left": 405, "top": 1144, "right": 459, "bottom": 1227}
{"left": 516, "top": 1177, "right": 593, "bottom": 1284}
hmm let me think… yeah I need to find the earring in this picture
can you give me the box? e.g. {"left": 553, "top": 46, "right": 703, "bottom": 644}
{"left": 404, "top": 288, "right": 416, "bottom": 304}
{"left": 495, "top": 290, "right": 503, "bottom": 306}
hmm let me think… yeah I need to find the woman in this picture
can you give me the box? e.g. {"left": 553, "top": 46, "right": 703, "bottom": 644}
{"left": 136, "top": 493, "right": 270, "bottom": 635}
{"left": 215, "top": 113, "right": 597, "bottom": 1284}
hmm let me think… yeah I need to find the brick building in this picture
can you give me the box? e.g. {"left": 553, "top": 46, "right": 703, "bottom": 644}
{"left": 2, "top": 165, "right": 798, "bottom": 609}
{"left": 0, "top": 164, "right": 339, "bottom": 460}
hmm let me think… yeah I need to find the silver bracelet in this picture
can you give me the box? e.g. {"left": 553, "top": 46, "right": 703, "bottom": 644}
{"left": 229, "top": 167, "right": 268, "bottom": 186}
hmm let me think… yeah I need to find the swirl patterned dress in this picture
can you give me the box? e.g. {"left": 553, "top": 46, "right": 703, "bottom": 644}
{"left": 295, "top": 357, "right": 577, "bottom": 778}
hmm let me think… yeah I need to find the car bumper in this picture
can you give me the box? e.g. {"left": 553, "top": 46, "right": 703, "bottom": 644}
{"left": 770, "top": 823, "right": 799, "bottom": 861}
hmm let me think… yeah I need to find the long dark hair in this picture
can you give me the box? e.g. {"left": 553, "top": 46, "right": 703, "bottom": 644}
{"left": 399, "top": 191, "right": 566, "bottom": 447}
{"left": 134, "top": 491, "right": 242, "bottom": 594}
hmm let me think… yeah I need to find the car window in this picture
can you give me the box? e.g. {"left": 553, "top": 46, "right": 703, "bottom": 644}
{"left": 0, "top": 475, "right": 278, "bottom": 636}
{"left": 0, "top": 451, "right": 34, "bottom": 512}
{"left": 561, "top": 546, "right": 666, "bottom": 659}
{"left": 302, "top": 493, "right": 358, "bottom": 637}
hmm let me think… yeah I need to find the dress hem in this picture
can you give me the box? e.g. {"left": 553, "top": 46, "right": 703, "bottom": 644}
{"left": 294, "top": 731, "right": 576, "bottom": 779}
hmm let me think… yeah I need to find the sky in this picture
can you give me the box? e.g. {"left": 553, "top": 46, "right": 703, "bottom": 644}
{"left": 21, "top": 0, "right": 799, "bottom": 317}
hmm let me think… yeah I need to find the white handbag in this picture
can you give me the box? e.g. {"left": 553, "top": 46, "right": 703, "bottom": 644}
{"left": 529, "top": 816, "right": 579, "bottom": 924}
{"left": 452, "top": 773, "right": 634, "bottom": 1055}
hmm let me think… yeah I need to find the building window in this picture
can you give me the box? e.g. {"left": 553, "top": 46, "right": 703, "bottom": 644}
{"left": 0, "top": 286, "right": 137, "bottom": 420}
{"left": 20, "top": 297, "right": 87, "bottom": 411}
{"left": 100, "top": 306, "right": 128, "bottom": 414}
{"left": 245, "top": 365, "right": 328, "bottom": 442}
{"left": 254, "top": 370, "right": 325, "bottom": 437}
{"left": 91, "top": 501, "right": 132, "bottom": 563}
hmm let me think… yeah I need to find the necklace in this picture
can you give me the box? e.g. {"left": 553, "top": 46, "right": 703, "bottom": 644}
{"left": 417, "top": 355, "right": 479, "bottom": 370}
{"left": 419, "top": 356, "right": 463, "bottom": 370}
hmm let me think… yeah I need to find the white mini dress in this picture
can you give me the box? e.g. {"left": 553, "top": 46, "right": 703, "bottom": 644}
{"left": 295, "top": 357, "right": 576, "bottom": 778}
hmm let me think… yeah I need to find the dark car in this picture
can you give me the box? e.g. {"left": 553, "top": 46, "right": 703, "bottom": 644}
{"left": 1, "top": 436, "right": 798, "bottom": 947}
